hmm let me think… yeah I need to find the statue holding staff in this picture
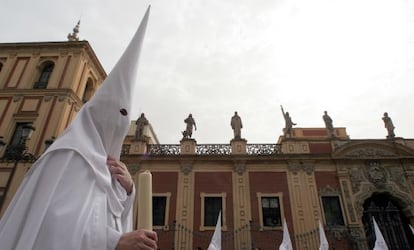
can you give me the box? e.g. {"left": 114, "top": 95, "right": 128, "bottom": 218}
{"left": 281, "top": 105, "right": 296, "bottom": 136}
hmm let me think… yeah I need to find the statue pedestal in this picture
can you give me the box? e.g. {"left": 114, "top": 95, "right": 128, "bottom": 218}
{"left": 231, "top": 139, "right": 247, "bottom": 155}
{"left": 180, "top": 139, "right": 196, "bottom": 155}
{"left": 130, "top": 140, "right": 148, "bottom": 154}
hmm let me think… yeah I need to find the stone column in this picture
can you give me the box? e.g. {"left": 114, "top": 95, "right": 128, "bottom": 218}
{"left": 175, "top": 161, "right": 195, "bottom": 250}
{"left": 232, "top": 161, "right": 252, "bottom": 250}
{"left": 287, "top": 161, "right": 320, "bottom": 250}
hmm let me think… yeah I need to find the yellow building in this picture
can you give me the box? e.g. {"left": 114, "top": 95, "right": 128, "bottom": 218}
{"left": 0, "top": 34, "right": 106, "bottom": 215}
{"left": 1, "top": 34, "right": 414, "bottom": 250}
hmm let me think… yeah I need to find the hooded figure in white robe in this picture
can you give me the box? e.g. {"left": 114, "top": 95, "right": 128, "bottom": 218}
{"left": 0, "top": 6, "right": 154, "bottom": 250}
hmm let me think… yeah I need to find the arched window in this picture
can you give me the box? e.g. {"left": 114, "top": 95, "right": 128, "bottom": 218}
{"left": 82, "top": 78, "right": 94, "bottom": 103}
{"left": 34, "top": 62, "right": 54, "bottom": 89}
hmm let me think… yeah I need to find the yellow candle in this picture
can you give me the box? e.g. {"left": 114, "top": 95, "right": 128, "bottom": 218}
{"left": 138, "top": 170, "right": 152, "bottom": 230}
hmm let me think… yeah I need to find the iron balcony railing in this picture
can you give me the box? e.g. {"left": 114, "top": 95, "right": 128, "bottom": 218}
{"left": 142, "top": 144, "right": 282, "bottom": 156}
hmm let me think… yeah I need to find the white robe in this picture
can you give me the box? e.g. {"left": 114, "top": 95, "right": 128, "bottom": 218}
{"left": 0, "top": 151, "right": 134, "bottom": 250}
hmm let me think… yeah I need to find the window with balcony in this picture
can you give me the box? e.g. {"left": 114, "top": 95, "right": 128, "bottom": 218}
{"left": 4, "top": 123, "right": 32, "bottom": 159}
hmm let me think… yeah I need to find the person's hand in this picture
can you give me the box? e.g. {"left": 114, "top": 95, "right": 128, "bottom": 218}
{"left": 115, "top": 229, "right": 158, "bottom": 250}
{"left": 107, "top": 157, "right": 133, "bottom": 195}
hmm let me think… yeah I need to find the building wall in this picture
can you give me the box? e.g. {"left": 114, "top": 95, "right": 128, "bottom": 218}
{"left": 0, "top": 41, "right": 106, "bottom": 216}
{"left": 124, "top": 130, "right": 414, "bottom": 250}
{"left": 249, "top": 171, "right": 291, "bottom": 249}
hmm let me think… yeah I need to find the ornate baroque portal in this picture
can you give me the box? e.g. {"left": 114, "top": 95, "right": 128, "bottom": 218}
{"left": 333, "top": 141, "right": 414, "bottom": 249}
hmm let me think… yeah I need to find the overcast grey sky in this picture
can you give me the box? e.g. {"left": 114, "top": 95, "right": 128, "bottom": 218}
{"left": 2, "top": 0, "right": 414, "bottom": 144}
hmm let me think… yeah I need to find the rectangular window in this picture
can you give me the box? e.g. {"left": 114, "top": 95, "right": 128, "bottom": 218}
{"left": 200, "top": 193, "right": 227, "bottom": 231}
{"left": 321, "top": 196, "right": 345, "bottom": 226}
{"left": 152, "top": 193, "right": 170, "bottom": 230}
{"left": 204, "top": 197, "right": 222, "bottom": 227}
{"left": 261, "top": 197, "right": 282, "bottom": 227}
{"left": 153, "top": 196, "right": 167, "bottom": 226}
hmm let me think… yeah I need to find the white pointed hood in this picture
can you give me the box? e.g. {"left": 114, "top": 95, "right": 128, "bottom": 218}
{"left": 70, "top": 5, "right": 150, "bottom": 159}
{"left": 319, "top": 220, "right": 329, "bottom": 250}
{"left": 279, "top": 218, "right": 293, "bottom": 250}
{"left": 409, "top": 224, "right": 414, "bottom": 235}
{"left": 373, "top": 217, "right": 389, "bottom": 250}
{"left": 31, "top": 6, "right": 150, "bottom": 217}
{"left": 207, "top": 211, "right": 222, "bottom": 250}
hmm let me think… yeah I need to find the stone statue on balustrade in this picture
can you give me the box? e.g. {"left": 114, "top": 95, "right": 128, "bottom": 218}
{"left": 182, "top": 113, "right": 197, "bottom": 139}
{"left": 382, "top": 112, "right": 395, "bottom": 139}
{"left": 281, "top": 105, "right": 296, "bottom": 137}
{"left": 323, "top": 111, "right": 335, "bottom": 138}
{"left": 231, "top": 111, "right": 243, "bottom": 140}
{"left": 135, "top": 113, "right": 149, "bottom": 141}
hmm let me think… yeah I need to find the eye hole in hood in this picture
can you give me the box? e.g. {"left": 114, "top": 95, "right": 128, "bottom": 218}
{"left": 120, "top": 108, "right": 128, "bottom": 116}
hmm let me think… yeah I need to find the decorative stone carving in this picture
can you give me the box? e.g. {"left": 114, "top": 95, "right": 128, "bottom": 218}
{"left": 303, "top": 164, "right": 315, "bottom": 175}
{"left": 13, "top": 95, "right": 22, "bottom": 102}
{"left": 319, "top": 185, "right": 339, "bottom": 195}
{"left": 326, "top": 226, "right": 348, "bottom": 240}
{"left": 344, "top": 148, "right": 397, "bottom": 158}
{"left": 287, "top": 162, "right": 314, "bottom": 175}
{"left": 180, "top": 162, "right": 193, "bottom": 175}
{"left": 287, "top": 163, "right": 301, "bottom": 174}
{"left": 403, "top": 205, "right": 414, "bottom": 218}
{"left": 364, "top": 160, "right": 387, "bottom": 187}
{"left": 348, "top": 226, "right": 363, "bottom": 247}
{"left": 341, "top": 180, "right": 357, "bottom": 222}
{"left": 233, "top": 161, "right": 246, "bottom": 175}
{"left": 68, "top": 20, "right": 80, "bottom": 41}
{"left": 389, "top": 166, "right": 409, "bottom": 192}
{"left": 348, "top": 166, "right": 364, "bottom": 193}
{"left": 337, "top": 163, "right": 348, "bottom": 172}
{"left": 58, "top": 95, "right": 66, "bottom": 102}
{"left": 44, "top": 95, "right": 54, "bottom": 102}
{"left": 180, "top": 138, "right": 196, "bottom": 155}
{"left": 127, "top": 164, "right": 140, "bottom": 175}
{"left": 348, "top": 226, "right": 362, "bottom": 238}
{"left": 67, "top": 98, "right": 74, "bottom": 105}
